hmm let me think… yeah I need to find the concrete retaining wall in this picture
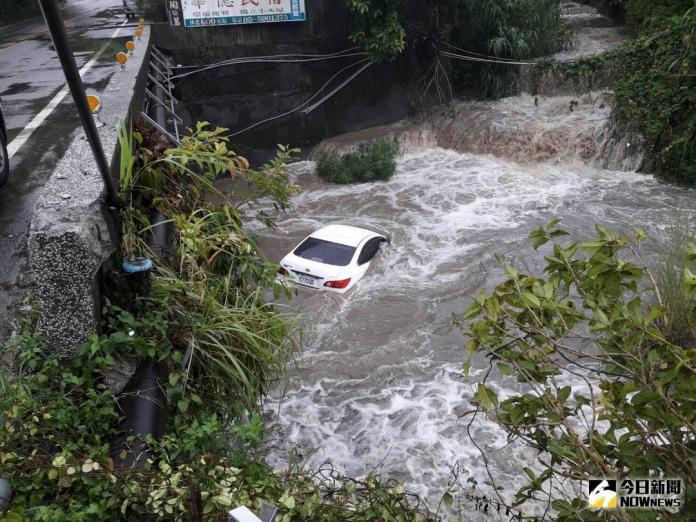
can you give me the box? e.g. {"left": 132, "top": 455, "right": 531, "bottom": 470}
{"left": 152, "top": 2, "right": 439, "bottom": 163}
{"left": 28, "top": 26, "right": 151, "bottom": 357}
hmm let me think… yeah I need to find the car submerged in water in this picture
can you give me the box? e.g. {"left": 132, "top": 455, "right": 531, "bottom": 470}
{"left": 277, "top": 225, "right": 387, "bottom": 293}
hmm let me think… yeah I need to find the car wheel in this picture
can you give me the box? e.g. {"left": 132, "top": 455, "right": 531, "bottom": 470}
{"left": 0, "top": 132, "right": 8, "bottom": 187}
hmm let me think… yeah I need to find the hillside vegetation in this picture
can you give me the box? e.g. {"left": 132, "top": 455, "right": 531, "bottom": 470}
{"left": 0, "top": 0, "right": 66, "bottom": 21}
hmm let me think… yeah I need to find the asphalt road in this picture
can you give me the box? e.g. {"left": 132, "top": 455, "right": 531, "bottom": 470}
{"left": 0, "top": 0, "right": 130, "bottom": 340}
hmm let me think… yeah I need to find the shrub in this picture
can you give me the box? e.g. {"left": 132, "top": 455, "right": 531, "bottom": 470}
{"left": 443, "top": 0, "right": 568, "bottom": 98}
{"left": 0, "top": 327, "right": 434, "bottom": 520}
{"left": 656, "top": 212, "right": 696, "bottom": 346}
{"left": 315, "top": 139, "right": 399, "bottom": 184}
{"left": 116, "top": 121, "right": 301, "bottom": 412}
{"left": 613, "top": 0, "right": 694, "bottom": 32}
{"left": 347, "top": 0, "right": 405, "bottom": 63}
{"left": 456, "top": 221, "right": 696, "bottom": 518}
{"left": 613, "top": 8, "right": 696, "bottom": 184}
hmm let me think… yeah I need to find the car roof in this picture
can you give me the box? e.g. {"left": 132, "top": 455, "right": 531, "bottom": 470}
{"left": 309, "top": 225, "right": 381, "bottom": 248}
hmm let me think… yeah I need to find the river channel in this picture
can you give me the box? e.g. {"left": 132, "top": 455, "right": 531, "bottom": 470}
{"left": 251, "top": 92, "right": 695, "bottom": 516}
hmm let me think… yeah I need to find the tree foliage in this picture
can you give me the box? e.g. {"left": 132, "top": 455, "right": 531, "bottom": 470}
{"left": 0, "top": 328, "right": 434, "bottom": 520}
{"left": 346, "top": 0, "right": 405, "bottom": 63}
{"left": 613, "top": 7, "right": 696, "bottom": 184}
{"left": 612, "top": 0, "right": 694, "bottom": 32}
{"left": 443, "top": 0, "right": 567, "bottom": 97}
{"left": 456, "top": 221, "right": 696, "bottom": 519}
{"left": 118, "top": 120, "right": 301, "bottom": 412}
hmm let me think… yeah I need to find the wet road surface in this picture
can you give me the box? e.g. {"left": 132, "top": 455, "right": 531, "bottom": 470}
{"left": 0, "top": 0, "right": 128, "bottom": 339}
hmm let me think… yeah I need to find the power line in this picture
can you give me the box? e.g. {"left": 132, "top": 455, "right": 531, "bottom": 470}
{"left": 440, "top": 40, "right": 538, "bottom": 64}
{"left": 302, "top": 62, "right": 372, "bottom": 114}
{"left": 227, "top": 59, "right": 370, "bottom": 137}
{"left": 440, "top": 50, "right": 538, "bottom": 66}
{"left": 439, "top": 40, "right": 582, "bottom": 65}
{"left": 173, "top": 47, "right": 361, "bottom": 69}
{"left": 170, "top": 48, "right": 366, "bottom": 80}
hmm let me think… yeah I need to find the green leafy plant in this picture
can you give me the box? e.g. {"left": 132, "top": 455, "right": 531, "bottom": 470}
{"left": 613, "top": 7, "right": 696, "bottom": 183}
{"left": 1, "top": 328, "right": 433, "bottom": 520}
{"left": 656, "top": 212, "right": 696, "bottom": 347}
{"left": 114, "top": 121, "right": 301, "bottom": 412}
{"left": 347, "top": 0, "right": 405, "bottom": 63}
{"left": 315, "top": 139, "right": 399, "bottom": 184}
{"left": 135, "top": 0, "right": 168, "bottom": 22}
{"left": 613, "top": 0, "right": 694, "bottom": 32}
{"left": 444, "top": 0, "right": 568, "bottom": 98}
{"left": 455, "top": 221, "right": 696, "bottom": 519}
{"left": 529, "top": 4, "right": 695, "bottom": 183}
{"left": 0, "top": 331, "right": 122, "bottom": 520}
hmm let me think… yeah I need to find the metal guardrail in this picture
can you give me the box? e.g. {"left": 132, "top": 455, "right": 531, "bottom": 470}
{"left": 143, "top": 45, "right": 181, "bottom": 144}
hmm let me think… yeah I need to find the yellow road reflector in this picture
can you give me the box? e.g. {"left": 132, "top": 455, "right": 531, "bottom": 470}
{"left": 116, "top": 51, "right": 128, "bottom": 67}
{"left": 126, "top": 41, "right": 135, "bottom": 53}
{"left": 86, "top": 94, "right": 102, "bottom": 113}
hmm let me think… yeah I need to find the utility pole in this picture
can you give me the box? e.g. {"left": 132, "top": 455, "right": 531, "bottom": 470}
{"left": 37, "top": 0, "right": 120, "bottom": 206}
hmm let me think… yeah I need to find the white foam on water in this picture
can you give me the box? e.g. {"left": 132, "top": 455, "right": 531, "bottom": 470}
{"left": 252, "top": 139, "right": 695, "bottom": 517}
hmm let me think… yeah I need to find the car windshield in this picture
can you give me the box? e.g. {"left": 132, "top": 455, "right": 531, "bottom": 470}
{"left": 294, "top": 237, "right": 356, "bottom": 266}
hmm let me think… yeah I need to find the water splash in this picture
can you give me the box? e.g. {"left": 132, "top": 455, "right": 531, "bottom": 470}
{"left": 253, "top": 145, "right": 693, "bottom": 515}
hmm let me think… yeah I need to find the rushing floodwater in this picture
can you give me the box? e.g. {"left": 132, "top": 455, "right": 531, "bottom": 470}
{"left": 248, "top": 93, "right": 695, "bottom": 518}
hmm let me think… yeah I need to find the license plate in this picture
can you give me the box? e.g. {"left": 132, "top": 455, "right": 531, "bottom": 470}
{"left": 297, "top": 275, "right": 317, "bottom": 287}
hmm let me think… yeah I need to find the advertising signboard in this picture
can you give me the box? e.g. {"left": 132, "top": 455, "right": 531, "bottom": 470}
{"left": 177, "top": 0, "right": 306, "bottom": 27}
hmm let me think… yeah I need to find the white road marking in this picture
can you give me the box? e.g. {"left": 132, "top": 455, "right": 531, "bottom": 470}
{"left": 7, "top": 19, "right": 128, "bottom": 159}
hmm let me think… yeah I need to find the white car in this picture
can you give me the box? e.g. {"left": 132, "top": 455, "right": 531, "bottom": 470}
{"left": 277, "top": 225, "right": 387, "bottom": 293}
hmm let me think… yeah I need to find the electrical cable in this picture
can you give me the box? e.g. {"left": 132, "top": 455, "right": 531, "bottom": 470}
{"left": 440, "top": 50, "right": 538, "bottom": 66}
{"left": 227, "top": 58, "right": 370, "bottom": 137}
{"left": 440, "top": 40, "right": 538, "bottom": 64}
{"left": 440, "top": 40, "right": 579, "bottom": 65}
{"left": 173, "top": 46, "right": 361, "bottom": 69}
{"left": 302, "top": 62, "right": 371, "bottom": 114}
{"left": 170, "top": 48, "right": 366, "bottom": 80}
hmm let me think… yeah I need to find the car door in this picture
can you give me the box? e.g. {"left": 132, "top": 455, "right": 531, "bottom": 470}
{"left": 349, "top": 237, "right": 383, "bottom": 284}
{"left": 357, "top": 237, "right": 384, "bottom": 266}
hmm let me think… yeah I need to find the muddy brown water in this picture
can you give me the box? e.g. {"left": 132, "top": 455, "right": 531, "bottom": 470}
{"left": 248, "top": 94, "right": 695, "bottom": 517}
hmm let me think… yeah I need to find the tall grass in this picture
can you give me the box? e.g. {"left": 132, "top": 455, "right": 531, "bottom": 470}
{"left": 655, "top": 212, "right": 696, "bottom": 346}
{"left": 446, "top": 0, "right": 567, "bottom": 98}
{"left": 117, "top": 120, "right": 299, "bottom": 412}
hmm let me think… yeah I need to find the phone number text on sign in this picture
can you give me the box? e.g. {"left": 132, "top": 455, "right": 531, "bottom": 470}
{"left": 181, "top": 0, "right": 305, "bottom": 27}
